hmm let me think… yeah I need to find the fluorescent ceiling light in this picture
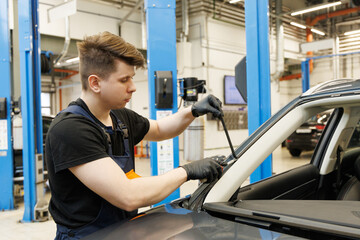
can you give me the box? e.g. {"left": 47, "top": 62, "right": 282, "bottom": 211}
{"left": 291, "top": 1, "right": 342, "bottom": 16}
{"left": 344, "top": 29, "right": 360, "bottom": 36}
{"left": 291, "top": 22, "right": 325, "bottom": 35}
{"left": 311, "top": 28, "right": 325, "bottom": 36}
{"left": 229, "top": 0, "right": 243, "bottom": 3}
{"left": 65, "top": 57, "right": 79, "bottom": 63}
{"left": 290, "top": 22, "right": 306, "bottom": 29}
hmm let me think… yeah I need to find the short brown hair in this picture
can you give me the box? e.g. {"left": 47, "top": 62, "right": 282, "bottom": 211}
{"left": 77, "top": 31, "right": 145, "bottom": 90}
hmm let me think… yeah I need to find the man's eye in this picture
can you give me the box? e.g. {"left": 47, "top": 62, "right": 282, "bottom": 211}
{"left": 120, "top": 77, "right": 133, "bottom": 82}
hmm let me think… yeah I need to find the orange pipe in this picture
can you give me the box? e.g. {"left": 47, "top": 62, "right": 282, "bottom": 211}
{"left": 54, "top": 69, "right": 78, "bottom": 110}
{"left": 54, "top": 68, "right": 78, "bottom": 74}
{"left": 306, "top": 18, "right": 314, "bottom": 74}
{"left": 309, "top": 6, "right": 360, "bottom": 26}
{"left": 54, "top": 68, "right": 79, "bottom": 80}
{"left": 280, "top": 73, "right": 301, "bottom": 81}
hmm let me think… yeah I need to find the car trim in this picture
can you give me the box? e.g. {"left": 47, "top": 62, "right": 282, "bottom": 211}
{"left": 203, "top": 201, "right": 360, "bottom": 239}
{"left": 311, "top": 108, "right": 343, "bottom": 168}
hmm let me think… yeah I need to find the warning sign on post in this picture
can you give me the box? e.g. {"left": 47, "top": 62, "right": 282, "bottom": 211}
{"left": 156, "top": 111, "right": 174, "bottom": 175}
{"left": 0, "top": 120, "right": 8, "bottom": 151}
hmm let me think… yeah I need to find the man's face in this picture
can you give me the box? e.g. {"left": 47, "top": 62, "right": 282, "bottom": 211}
{"left": 99, "top": 59, "right": 136, "bottom": 109}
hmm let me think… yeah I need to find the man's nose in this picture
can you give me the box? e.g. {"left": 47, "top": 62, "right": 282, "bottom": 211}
{"left": 128, "top": 80, "right": 136, "bottom": 93}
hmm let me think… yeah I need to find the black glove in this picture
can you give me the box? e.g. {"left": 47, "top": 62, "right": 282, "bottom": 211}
{"left": 191, "top": 94, "right": 223, "bottom": 118}
{"left": 181, "top": 156, "right": 227, "bottom": 183}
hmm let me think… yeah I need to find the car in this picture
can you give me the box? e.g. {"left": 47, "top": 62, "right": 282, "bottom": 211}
{"left": 13, "top": 115, "right": 54, "bottom": 196}
{"left": 285, "top": 110, "right": 331, "bottom": 157}
{"left": 84, "top": 79, "right": 360, "bottom": 240}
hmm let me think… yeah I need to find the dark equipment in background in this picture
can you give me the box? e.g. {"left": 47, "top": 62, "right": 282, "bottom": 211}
{"left": 223, "top": 75, "right": 247, "bottom": 105}
{"left": 155, "top": 71, "right": 173, "bottom": 109}
{"left": 0, "top": 98, "right": 7, "bottom": 119}
{"left": 179, "top": 77, "right": 238, "bottom": 160}
{"left": 235, "top": 56, "right": 247, "bottom": 104}
{"left": 179, "top": 77, "right": 206, "bottom": 102}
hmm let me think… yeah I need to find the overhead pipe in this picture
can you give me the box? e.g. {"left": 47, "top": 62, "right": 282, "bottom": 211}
{"left": 306, "top": 17, "right": 314, "bottom": 72}
{"left": 180, "top": 0, "right": 189, "bottom": 42}
{"left": 271, "top": 0, "right": 284, "bottom": 81}
{"left": 118, "top": 0, "right": 143, "bottom": 30}
{"left": 309, "top": 6, "right": 360, "bottom": 26}
{"left": 54, "top": 16, "right": 70, "bottom": 66}
{"left": 141, "top": 5, "right": 146, "bottom": 49}
{"left": 54, "top": 68, "right": 79, "bottom": 80}
{"left": 211, "top": 0, "right": 245, "bottom": 27}
{"left": 336, "top": 18, "right": 360, "bottom": 27}
{"left": 280, "top": 6, "right": 360, "bottom": 81}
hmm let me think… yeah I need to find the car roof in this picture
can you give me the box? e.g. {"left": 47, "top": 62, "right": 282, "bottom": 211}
{"left": 302, "top": 78, "right": 360, "bottom": 97}
{"left": 42, "top": 115, "right": 55, "bottom": 119}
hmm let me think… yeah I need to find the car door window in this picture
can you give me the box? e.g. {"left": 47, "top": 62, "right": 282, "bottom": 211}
{"left": 347, "top": 121, "right": 360, "bottom": 149}
{"left": 270, "top": 110, "right": 334, "bottom": 175}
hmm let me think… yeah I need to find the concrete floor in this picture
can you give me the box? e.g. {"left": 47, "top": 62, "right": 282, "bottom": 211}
{"left": 1, "top": 146, "right": 309, "bottom": 240}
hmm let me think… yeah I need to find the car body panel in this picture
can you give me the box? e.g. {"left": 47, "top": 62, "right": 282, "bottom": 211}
{"left": 204, "top": 200, "right": 360, "bottom": 239}
{"left": 82, "top": 201, "right": 305, "bottom": 240}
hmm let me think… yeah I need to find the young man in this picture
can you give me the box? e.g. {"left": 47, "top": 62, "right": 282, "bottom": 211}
{"left": 46, "top": 31, "right": 225, "bottom": 239}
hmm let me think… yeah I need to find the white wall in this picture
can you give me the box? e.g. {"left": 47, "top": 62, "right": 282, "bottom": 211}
{"left": 309, "top": 53, "right": 360, "bottom": 85}
{"left": 39, "top": 0, "right": 143, "bottom": 46}
{"left": 179, "top": 15, "right": 249, "bottom": 156}
{"left": 38, "top": 0, "right": 145, "bottom": 112}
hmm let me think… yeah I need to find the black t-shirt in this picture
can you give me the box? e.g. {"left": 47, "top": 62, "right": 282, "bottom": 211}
{"left": 45, "top": 98, "right": 149, "bottom": 228}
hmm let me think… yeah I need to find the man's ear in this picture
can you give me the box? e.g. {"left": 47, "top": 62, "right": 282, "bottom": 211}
{"left": 88, "top": 75, "right": 101, "bottom": 93}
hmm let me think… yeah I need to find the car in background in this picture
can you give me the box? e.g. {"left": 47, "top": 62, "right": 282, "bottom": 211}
{"left": 83, "top": 79, "right": 360, "bottom": 240}
{"left": 13, "top": 115, "right": 54, "bottom": 196}
{"left": 285, "top": 110, "right": 331, "bottom": 156}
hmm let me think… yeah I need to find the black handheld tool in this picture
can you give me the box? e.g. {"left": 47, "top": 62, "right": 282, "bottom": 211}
{"left": 199, "top": 114, "right": 238, "bottom": 183}
{"left": 219, "top": 115, "right": 238, "bottom": 160}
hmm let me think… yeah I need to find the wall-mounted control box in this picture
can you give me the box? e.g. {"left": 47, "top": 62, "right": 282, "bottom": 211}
{"left": 155, "top": 71, "right": 173, "bottom": 109}
{"left": 0, "top": 98, "right": 7, "bottom": 119}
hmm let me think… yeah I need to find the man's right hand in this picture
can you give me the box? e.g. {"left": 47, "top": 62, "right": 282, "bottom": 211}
{"left": 191, "top": 94, "right": 223, "bottom": 118}
{"left": 180, "top": 156, "right": 227, "bottom": 183}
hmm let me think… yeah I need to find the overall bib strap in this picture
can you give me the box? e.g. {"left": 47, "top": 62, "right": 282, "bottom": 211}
{"left": 62, "top": 105, "right": 112, "bottom": 147}
{"left": 61, "top": 105, "right": 95, "bottom": 124}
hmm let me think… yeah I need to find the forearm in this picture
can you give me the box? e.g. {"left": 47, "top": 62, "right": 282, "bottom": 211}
{"left": 124, "top": 167, "right": 188, "bottom": 209}
{"left": 145, "top": 107, "right": 195, "bottom": 141}
{"left": 70, "top": 157, "right": 188, "bottom": 212}
{"left": 70, "top": 157, "right": 222, "bottom": 213}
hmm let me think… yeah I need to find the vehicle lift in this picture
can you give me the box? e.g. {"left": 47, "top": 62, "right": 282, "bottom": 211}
{"left": 145, "top": 0, "right": 180, "bottom": 205}
{"left": 0, "top": 0, "right": 48, "bottom": 222}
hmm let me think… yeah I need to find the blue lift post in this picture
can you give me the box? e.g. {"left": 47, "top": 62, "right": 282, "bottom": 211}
{"left": 301, "top": 60, "right": 310, "bottom": 92}
{"left": 245, "top": 0, "right": 272, "bottom": 183}
{"left": 32, "top": 0, "right": 44, "bottom": 159}
{"left": 145, "top": 0, "right": 180, "bottom": 205}
{"left": 18, "top": 0, "right": 43, "bottom": 222}
{"left": 301, "top": 51, "right": 360, "bottom": 93}
{"left": 0, "top": 0, "right": 14, "bottom": 210}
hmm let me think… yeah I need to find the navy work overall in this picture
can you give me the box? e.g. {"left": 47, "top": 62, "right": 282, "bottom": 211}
{"left": 55, "top": 105, "right": 139, "bottom": 240}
